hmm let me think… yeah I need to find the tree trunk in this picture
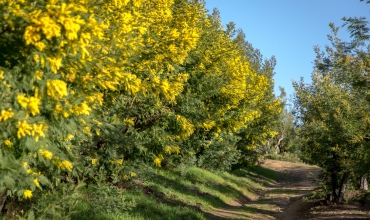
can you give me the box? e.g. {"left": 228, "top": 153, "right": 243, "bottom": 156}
{"left": 359, "top": 175, "right": 368, "bottom": 191}
{"left": 331, "top": 152, "right": 339, "bottom": 200}
{"left": 338, "top": 172, "right": 349, "bottom": 200}
{"left": 331, "top": 170, "right": 338, "bottom": 200}
{"left": 265, "top": 140, "right": 270, "bottom": 155}
{"left": 274, "top": 134, "right": 284, "bottom": 154}
{"left": 0, "top": 188, "right": 7, "bottom": 213}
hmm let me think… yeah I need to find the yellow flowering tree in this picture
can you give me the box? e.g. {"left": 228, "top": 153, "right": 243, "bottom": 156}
{"left": 168, "top": 9, "right": 281, "bottom": 170}
{"left": 230, "top": 29, "right": 282, "bottom": 165}
{"left": 0, "top": 0, "right": 113, "bottom": 202}
{"left": 0, "top": 0, "right": 283, "bottom": 216}
{"left": 92, "top": 0, "right": 205, "bottom": 171}
{"left": 94, "top": 6, "right": 282, "bottom": 171}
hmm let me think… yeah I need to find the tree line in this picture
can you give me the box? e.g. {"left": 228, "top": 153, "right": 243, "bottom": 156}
{"left": 0, "top": 0, "right": 281, "bottom": 217}
{"left": 293, "top": 12, "right": 370, "bottom": 201}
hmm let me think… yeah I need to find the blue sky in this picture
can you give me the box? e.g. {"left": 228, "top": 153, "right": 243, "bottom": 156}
{"left": 204, "top": 0, "right": 370, "bottom": 99}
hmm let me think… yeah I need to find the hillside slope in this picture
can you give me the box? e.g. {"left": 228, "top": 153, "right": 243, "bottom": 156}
{"left": 72, "top": 160, "right": 370, "bottom": 219}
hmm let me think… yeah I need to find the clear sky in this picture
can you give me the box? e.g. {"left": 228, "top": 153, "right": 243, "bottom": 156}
{"left": 204, "top": 0, "right": 370, "bottom": 99}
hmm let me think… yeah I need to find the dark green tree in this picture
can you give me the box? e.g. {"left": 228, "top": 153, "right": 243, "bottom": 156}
{"left": 294, "top": 16, "right": 370, "bottom": 200}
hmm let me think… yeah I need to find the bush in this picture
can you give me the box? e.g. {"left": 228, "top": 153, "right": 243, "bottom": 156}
{"left": 3, "top": 180, "right": 85, "bottom": 219}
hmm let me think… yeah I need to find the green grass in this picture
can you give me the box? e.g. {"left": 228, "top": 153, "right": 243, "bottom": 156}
{"left": 71, "top": 165, "right": 277, "bottom": 220}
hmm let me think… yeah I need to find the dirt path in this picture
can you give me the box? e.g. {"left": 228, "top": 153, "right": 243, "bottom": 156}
{"left": 261, "top": 160, "right": 370, "bottom": 220}
{"left": 261, "top": 159, "right": 321, "bottom": 220}
{"left": 205, "top": 160, "right": 321, "bottom": 219}
{"left": 207, "top": 160, "right": 370, "bottom": 220}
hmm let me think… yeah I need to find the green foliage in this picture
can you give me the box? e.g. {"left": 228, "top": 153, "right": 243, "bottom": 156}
{"left": 232, "top": 30, "right": 282, "bottom": 164}
{"left": 196, "top": 135, "right": 241, "bottom": 171}
{"left": 0, "top": 0, "right": 281, "bottom": 216}
{"left": 264, "top": 152, "right": 303, "bottom": 164}
{"left": 303, "top": 172, "right": 331, "bottom": 204}
{"left": 4, "top": 180, "right": 85, "bottom": 220}
{"left": 72, "top": 184, "right": 136, "bottom": 219}
{"left": 293, "top": 15, "right": 370, "bottom": 200}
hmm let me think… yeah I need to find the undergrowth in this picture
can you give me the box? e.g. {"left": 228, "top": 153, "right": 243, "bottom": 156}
{"left": 1, "top": 165, "right": 277, "bottom": 219}
{"left": 264, "top": 152, "right": 303, "bottom": 164}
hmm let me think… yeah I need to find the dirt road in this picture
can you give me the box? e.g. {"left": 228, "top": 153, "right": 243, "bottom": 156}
{"left": 208, "top": 159, "right": 370, "bottom": 220}
{"left": 261, "top": 159, "right": 321, "bottom": 220}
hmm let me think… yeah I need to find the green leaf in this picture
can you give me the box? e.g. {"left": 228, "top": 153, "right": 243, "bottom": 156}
{"left": 3, "top": 176, "right": 15, "bottom": 188}
{"left": 27, "top": 210, "right": 35, "bottom": 220}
